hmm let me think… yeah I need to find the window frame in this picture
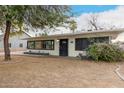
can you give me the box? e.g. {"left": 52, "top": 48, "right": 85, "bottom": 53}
{"left": 9, "top": 43, "right": 11, "bottom": 48}
{"left": 75, "top": 36, "right": 109, "bottom": 51}
{"left": 27, "top": 41, "right": 35, "bottom": 49}
{"left": 75, "top": 38, "right": 90, "bottom": 51}
{"left": 42, "top": 40, "right": 54, "bottom": 50}
{"left": 35, "top": 40, "right": 42, "bottom": 49}
{"left": 19, "top": 43, "right": 23, "bottom": 48}
{"left": 27, "top": 40, "right": 54, "bottom": 50}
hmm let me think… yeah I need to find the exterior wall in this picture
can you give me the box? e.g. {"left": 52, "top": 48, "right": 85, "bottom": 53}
{"left": 9, "top": 34, "right": 28, "bottom": 49}
{"left": 68, "top": 38, "right": 86, "bottom": 57}
{"left": 27, "top": 38, "right": 86, "bottom": 57}
{"left": 0, "top": 41, "right": 2, "bottom": 48}
{"left": 0, "top": 35, "right": 4, "bottom": 48}
{"left": 0, "top": 34, "right": 29, "bottom": 49}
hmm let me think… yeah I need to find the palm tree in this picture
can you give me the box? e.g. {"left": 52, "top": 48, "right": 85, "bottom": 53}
{"left": 0, "top": 5, "right": 70, "bottom": 61}
{"left": 69, "top": 20, "right": 77, "bottom": 33}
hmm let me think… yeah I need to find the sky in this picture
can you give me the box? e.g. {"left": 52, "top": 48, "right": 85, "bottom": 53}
{"left": 71, "top": 5, "right": 118, "bottom": 16}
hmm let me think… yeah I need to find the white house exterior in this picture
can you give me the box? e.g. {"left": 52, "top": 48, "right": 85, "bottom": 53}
{"left": 0, "top": 32, "right": 31, "bottom": 49}
{"left": 0, "top": 35, "right": 3, "bottom": 48}
{"left": 25, "top": 30, "right": 124, "bottom": 57}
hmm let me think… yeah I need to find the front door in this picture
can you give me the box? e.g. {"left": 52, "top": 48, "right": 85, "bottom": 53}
{"left": 59, "top": 39, "right": 68, "bottom": 56}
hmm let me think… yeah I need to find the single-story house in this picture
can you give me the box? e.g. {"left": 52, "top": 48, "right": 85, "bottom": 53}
{"left": 24, "top": 29, "right": 124, "bottom": 57}
{"left": 0, "top": 31, "right": 31, "bottom": 49}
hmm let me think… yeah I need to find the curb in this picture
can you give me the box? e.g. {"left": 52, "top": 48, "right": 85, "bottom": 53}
{"left": 115, "top": 65, "right": 124, "bottom": 81}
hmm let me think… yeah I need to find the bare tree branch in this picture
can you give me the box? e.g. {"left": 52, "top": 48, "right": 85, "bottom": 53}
{"left": 87, "top": 13, "right": 99, "bottom": 31}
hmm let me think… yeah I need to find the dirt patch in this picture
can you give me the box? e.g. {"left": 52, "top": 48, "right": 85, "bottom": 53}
{"left": 0, "top": 55, "right": 124, "bottom": 88}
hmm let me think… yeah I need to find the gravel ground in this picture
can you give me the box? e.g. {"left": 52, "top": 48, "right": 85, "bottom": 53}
{"left": 0, "top": 55, "right": 124, "bottom": 88}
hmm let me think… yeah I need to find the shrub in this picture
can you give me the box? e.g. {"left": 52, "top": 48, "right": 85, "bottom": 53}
{"left": 86, "top": 43, "right": 124, "bottom": 62}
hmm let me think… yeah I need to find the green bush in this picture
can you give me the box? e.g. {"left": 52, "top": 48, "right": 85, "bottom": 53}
{"left": 86, "top": 43, "right": 124, "bottom": 62}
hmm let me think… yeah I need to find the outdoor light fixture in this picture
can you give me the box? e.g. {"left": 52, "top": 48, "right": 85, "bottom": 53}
{"left": 70, "top": 41, "right": 73, "bottom": 43}
{"left": 56, "top": 39, "right": 59, "bottom": 42}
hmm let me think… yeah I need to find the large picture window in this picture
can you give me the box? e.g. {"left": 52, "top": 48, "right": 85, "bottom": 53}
{"left": 35, "top": 41, "right": 42, "bottom": 49}
{"left": 27, "top": 40, "right": 54, "bottom": 50}
{"left": 75, "top": 36, "right": 109, "bottom": 51}
{"left": 27, "top": 41, "right": 35, "bottom": 49}
{"left": 43, "top": 40, "right": 54, "bottom": 50}
{"left": 94, "top": 37, "right": 109, "bottom": 43}
{"left": 75, "top": 38, "right": 90, "bottom": 51}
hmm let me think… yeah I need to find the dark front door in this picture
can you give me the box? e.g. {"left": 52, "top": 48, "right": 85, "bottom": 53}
{"left": 59, "top": 39, "right": 68, "bottom": 56}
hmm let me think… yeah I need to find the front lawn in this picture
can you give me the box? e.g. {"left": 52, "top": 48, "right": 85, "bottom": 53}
{"left": 0, "top": 55, "right": 123, "bottom": 88}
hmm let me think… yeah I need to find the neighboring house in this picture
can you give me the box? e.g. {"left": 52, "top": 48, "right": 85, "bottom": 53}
{"left": 0, "top": 35, "right": 3, "bottom": 48}
{"left": 0, "top": 32, "right": 31, "bottom": 49}
{"left": 113, "top": 41, "right": 124, "bottom": 50}
{"left": 25, "top": 29, "right": 124, "bottom": 57}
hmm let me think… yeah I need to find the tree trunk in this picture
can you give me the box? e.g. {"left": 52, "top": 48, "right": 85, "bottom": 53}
{"left": 4, "top": 20, "right": 11, "bottom": 61}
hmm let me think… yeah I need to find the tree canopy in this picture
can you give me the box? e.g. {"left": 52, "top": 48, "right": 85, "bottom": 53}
{"left": 0, "top": 5, "right": 71, "bottom": 34}
{"left": 0, "top": 5, "right": 72, "bottom": 61}
{"left": 69, "top": 20, "right": 77, "bottom": 33}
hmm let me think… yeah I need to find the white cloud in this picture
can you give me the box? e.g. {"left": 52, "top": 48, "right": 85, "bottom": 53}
{"left": 75, "top": 6, "right": 124, "bottom": 31}
{"left": 98, "top": 6, "right": 124, "bottom": 28}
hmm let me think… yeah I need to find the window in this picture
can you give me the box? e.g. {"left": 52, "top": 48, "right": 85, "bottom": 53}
{"left": 9, "top": 43, "right": 11, "bottom": 48}
{"left": 19, "top": 43, "right": 23, "bottom": 48}
{"left": 75, "top": 36, "right": 109, "bottom": 51}
{"left": 94, "top": 37, "right": 109, "bottom": 43}
{"left": 35, "top": 41, "right": 42, "bottom": 49}
{"left": 27, "top": 41, "right": 35, "bottom": 49}
{"left": 75, "top": 38, "right": 90, "bottom": 51}
{"left": 27, "top": 40, "right": 54, "bottom": 50}
{"left": 43, "top": 40, "right": 54, "bottom": 50}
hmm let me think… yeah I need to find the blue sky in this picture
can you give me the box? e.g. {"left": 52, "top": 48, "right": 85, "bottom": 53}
{"left": 71, "top": 5, "right": 118, "bottom": 16}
